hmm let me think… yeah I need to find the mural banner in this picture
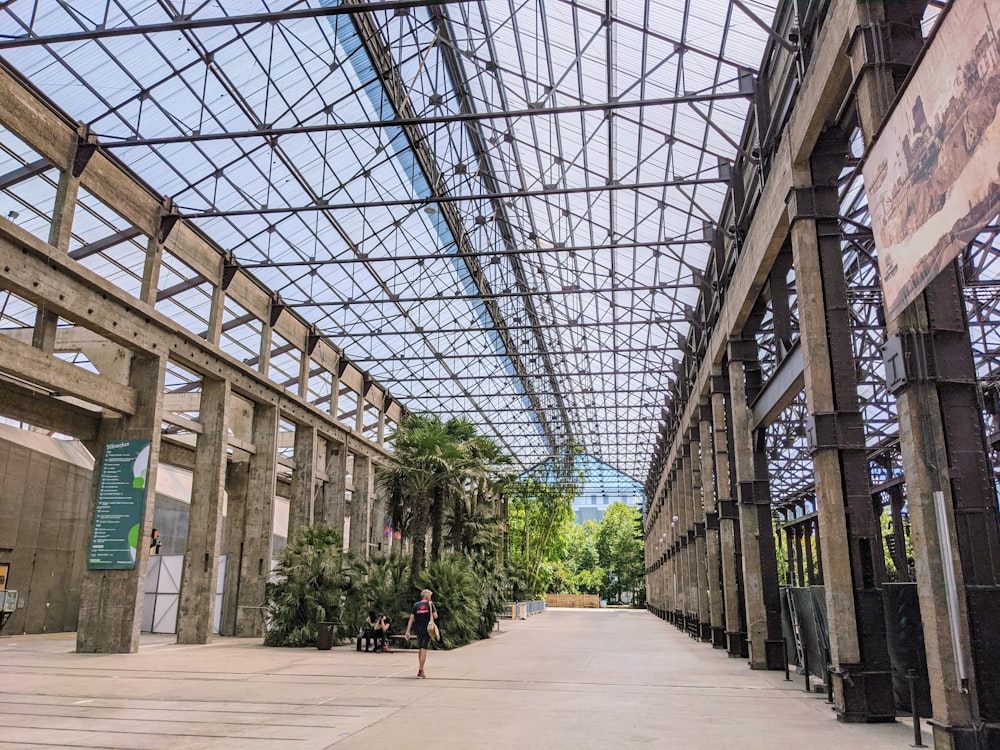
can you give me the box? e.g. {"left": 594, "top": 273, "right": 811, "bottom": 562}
{"left": 863, "top": 4, "right": 1000, "bottom": 320}
{"left": 88, "top": 440, "right": 151, "bottom": 570}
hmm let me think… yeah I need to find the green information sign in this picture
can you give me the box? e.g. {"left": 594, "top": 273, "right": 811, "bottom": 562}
{"left": 88, "top": 440, "right": 151, "bottom": 570}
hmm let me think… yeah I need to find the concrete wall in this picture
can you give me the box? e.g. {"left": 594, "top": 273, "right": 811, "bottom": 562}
{"left": 0, "top": 424, "right": 93, "bottom": 634}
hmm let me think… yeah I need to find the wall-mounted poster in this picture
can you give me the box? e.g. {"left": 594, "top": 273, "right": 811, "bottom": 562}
{"left": 863, "top": 3, "right": 1000, "bottom": 321}
{"left": 88, "top": 440, "right": 151, "bottom": 569}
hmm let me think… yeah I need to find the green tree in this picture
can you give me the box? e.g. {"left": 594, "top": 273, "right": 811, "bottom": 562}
{"left": 376, "top": 413, "right": 514, "bottom": 588}
{"left": 595, "top": 502, "right": 645, "bottom": 603}
{"left": 507, "top": 475, "right": 578, "bottom": 596}
{"left": 264, "top": 524, "right": 355, "bottom": 647}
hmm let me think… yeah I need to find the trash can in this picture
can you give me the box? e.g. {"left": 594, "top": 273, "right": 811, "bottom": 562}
{"left": 316, "top": 621, "right": 335, "bottom": 650}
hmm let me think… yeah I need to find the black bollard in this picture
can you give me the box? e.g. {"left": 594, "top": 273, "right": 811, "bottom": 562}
{"left": 783, "top": 638, "right": 791, "bottom": 681}
{"left": 825, "top": 649, "right": 833, "bottom": 703}
{"left": 803, "top": 646, "right": 811, "bottom": 692}
{"left": 908, "top": 669, "right": 926, "bottom": 747}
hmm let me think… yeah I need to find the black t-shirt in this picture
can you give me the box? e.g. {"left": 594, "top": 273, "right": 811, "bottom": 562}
{"left": 411, "top": 600, "right": 436, "bottom": 635}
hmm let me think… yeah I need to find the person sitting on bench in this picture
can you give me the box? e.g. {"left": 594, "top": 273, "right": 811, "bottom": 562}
{"left": 358, "top": 611, "right": 380, "bottom": 652}
{"left": 376, "top": 616, "right": 395, "bottom": 652}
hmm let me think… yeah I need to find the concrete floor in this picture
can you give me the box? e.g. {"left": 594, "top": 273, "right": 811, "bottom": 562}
{"left": 1, "top": 608, "right": 919, "bottom": 749}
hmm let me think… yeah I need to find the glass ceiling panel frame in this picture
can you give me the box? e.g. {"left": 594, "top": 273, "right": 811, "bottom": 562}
{"left": 0, "top": 0, "right": 778, "bottom": 490}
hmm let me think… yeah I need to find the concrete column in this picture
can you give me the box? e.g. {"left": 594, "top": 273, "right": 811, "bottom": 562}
{"left": 232, "top": 402, "right": 278, "bottom": 637}
{"left": 258, "top": 319, "right": 274, "bottom": 376}
{"left": 318, "top": 440, "right": 348, "bottom": 544}
{"left": 700, "top": 404, "right": 726, "bottom": 647}
{"left": 889, "top": 266, "right": 1000, "bottom": 748}
{"left": 348, "top": 453, "right": 372, "bottom": 558}
{"left": 672, "top": 471, "right": 683, "bottom": 623}
{"left": 177, "top": 377, "right": 230, "bottom": 645}
{"left": 689, "top": 427, "right": 710, "bottom": 640}
{"left": 220, "top": 459, "right": 249, "bottom": 637}
{"left": 32, "top": 167, "right": 80, "bottom": 352}
{"left": 76, "top": 354, "right": 166, "bottom": 653}
{"left": 713, "top": 372, "right": 748, "bottom": 657}
{"left": 682, "top": 447, "right": 697, "bottom": 631}
{"left": 288, "top": 423, "right": 317, "bottom": 538}
{"left": 139, "top": 234, "right": 163, "bottom": 306}
{"left": 205, "top": 277, "right": 226, "bottom": 346}
{"left": 371, "top": 482, "right": 389, "bottom": 554}
{"left": 728, "top": 344, "right": 784, "bottom": 670}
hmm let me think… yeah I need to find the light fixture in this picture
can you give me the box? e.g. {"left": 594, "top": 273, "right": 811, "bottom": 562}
{"left": 6, "top": 210, "right": 19, "bottom": 220}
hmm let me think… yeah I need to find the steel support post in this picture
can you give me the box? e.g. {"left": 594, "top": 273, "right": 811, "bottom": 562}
{"left": 789, "top": 128, "right": 894, "bottom": 721}
{"left": 700, "top": 403, "right": 727, "bottom": 647}
{"left": 714, "top": 370, "right": 749, "bottom": 657}
{"left": 76, "top": 354, "right": 166, "bottom": 653}
{"left": 887, "top": 264, "right": 1000, "bottom": 748}
{"left": 729, "top": 339, "right": 785, "bottom": 669}
{"left": 177, "top": 376, "right": 230, "bottom": 645}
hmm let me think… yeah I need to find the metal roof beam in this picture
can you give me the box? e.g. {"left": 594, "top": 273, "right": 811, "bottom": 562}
{"left": 0, "top": 1, "right": 470, "bottom": 49}
{"left": 95, "top": 91, "right": 750, "bottom": 149}
{"left": 235, "top": 237, "right": 708, "bottom": 268}
{"left": 183, "top": 176, "right": 726, "bottom": 218}
{"left": 286, "top": 281, "right": 698, "bottom": 308}
{"left": 0, "top": 158, "right": 50, "bottom": 190}
{"left": 346, "top": 0, "right": 569, "bottom": 450}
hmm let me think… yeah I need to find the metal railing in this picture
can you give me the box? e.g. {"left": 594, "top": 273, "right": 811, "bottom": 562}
{"left": 500, "top": 600, "right": 546, "bottom": 620}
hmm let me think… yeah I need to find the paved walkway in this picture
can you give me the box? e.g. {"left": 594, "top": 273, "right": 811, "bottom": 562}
{"left": 2, "top": 608, "right": 917, "bottom": 749}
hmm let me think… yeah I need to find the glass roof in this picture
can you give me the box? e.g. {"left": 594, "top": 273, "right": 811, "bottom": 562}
{"left": 0, "top": 0, "right": 777, "bottom": 491}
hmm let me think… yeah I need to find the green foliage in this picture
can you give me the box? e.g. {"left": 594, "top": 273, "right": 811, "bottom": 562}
{"left": 418, "top": 554, "right": 481, "bottom": 648}
{"left": 774, "top": 518, "right": 790, "bottom": 584}
{"left": 470, "top": 552, "right": 517, "bottom": 639}
{"left": 553, "top": 505, "right": 643, "bottom": 603}
{"left": 376, "top": 413, "right": 514, "bottom": 587}
{"left": 506, "top": 472, "right": 580, "bottom": 596}
{"left": 880, "top": 510, "right": 914, "bottom": 582}
{"left": 345, "top": 552, "right": 416, "bottom": 635}
{"left": 264, "top": 525, "right": 354, "bottom": 647}
{"left": 594, "top": 503, "right": 645, "bottom": 603}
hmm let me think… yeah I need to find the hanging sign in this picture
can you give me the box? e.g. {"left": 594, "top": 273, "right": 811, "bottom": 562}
{"left": 88, "top": 440, "right": 151, "bottom": 570}
{"left": 863, "top": 4, "right": 1000, "bottom": 320}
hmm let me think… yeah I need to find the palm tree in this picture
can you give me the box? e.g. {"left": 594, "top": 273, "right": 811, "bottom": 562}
{"left": 376, "top": 414, "right": 463, "bottom": 585}
{"left": 376, "top": 413, "right": 512, "bottom": 586}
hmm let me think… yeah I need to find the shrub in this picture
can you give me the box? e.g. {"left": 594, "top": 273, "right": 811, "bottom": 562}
{"left": 418, "top": 554, "right": 481, "bottom": 648}
{"left": 264, "top": 525, "right": 355, "bottom": 647}
{"left": 345, "top": 552, "right": 416, "bottom": 637}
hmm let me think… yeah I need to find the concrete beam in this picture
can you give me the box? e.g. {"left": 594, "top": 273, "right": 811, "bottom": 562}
{"left": 0, "top": 377, "right": 100, "bottom": 440}
{"left": 0, "top": 332, "right": 137, "bottom": 414}
{"left": 0, "top": 218, "right": 389, "bottom": 464}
